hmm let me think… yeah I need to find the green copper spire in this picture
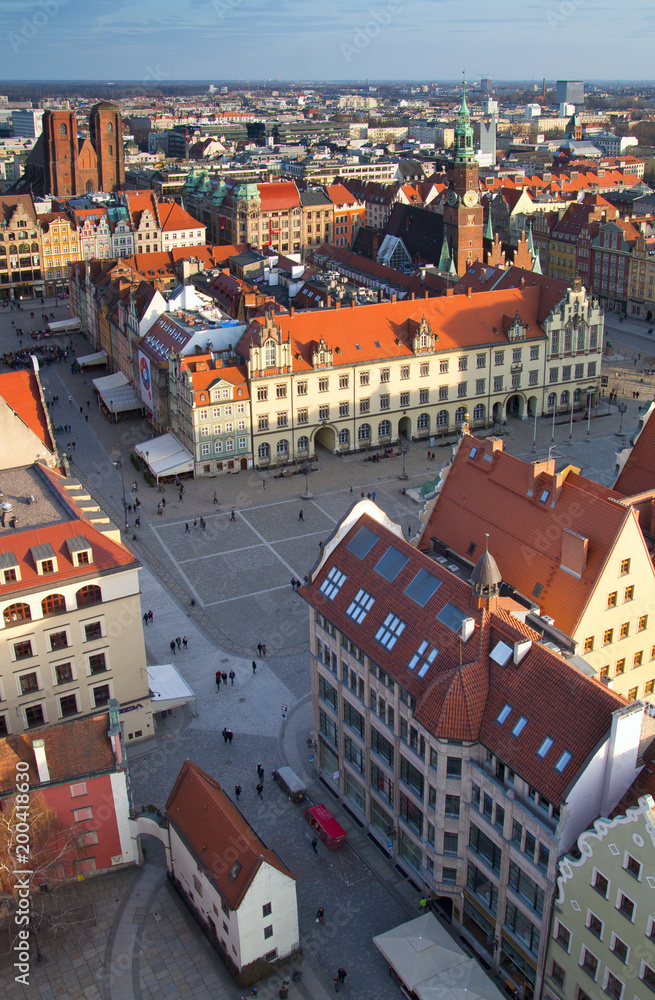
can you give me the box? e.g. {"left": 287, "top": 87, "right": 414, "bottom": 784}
{"left": 485, "top": 211, "right": 494, "bottom": 241}
{"left": 454, "top": 88, "right": 474, "bottom": 162}
{"left": 449, "top": 256, "right": 457, "bottom": 276}
{"left": 438, "top": 232, "right": 451, "bottom": 271}
{"left": 527, "top": 224, "right": 535, "bottom": 254}
{"left": 532, "top": 250, "right": 542, "bottom": 274}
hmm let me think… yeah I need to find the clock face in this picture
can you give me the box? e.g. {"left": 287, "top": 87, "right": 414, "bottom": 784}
{"left": 446, "top": 189, "right": 459, "bottom": 207}
{"left": 463, "top": 190, "right": 479, "bottom": 208}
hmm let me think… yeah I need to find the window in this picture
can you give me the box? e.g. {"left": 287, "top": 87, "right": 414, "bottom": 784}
{"left": 493, "top": 376, "right": 503, "bottom": 392}
{"left": 400, "top": 365, "right": 409, "bottom": 379}
{"left": 264, "top": 925, "right": 273, "bottom": 939}
{"left": 620, "top": 558, "right": 630, "bottom": 575}
{"left": 49, "top": 631, "right": 68, "bottom": 651}
{"left": 359, "top": 399, "right": 369, "bottom": 414}
{"left": 607, "top": 591, "right": 617, "bottom": 608}
{"left": 494, "top": 351, "right": 504, "bottom": 366}
{"left": 76, "top": 585, "right": 101, "bottom": 608}
{"left": 375, "top": 613, "right": 405, "bottom": 650}
{"left": 319, "top": 405, "right": 329, "bottom": 421}
{"left": 592, "top": 870, "right": 609, "bottom": 897}
{"left": 604, "top": 971, "right": 623, "bottom": 1000}
{"left": 641, "top": 965, "right": 655, "bottom": 991}
{"left": 14, "top": 640, "right": 33, "bottom": 660}
{"left": 616, "top": 659, "right": 625, "bottom": 676}
{"left": 639, "top": 615, "right": 648, "bottom": 631}
{"left": 318, "top": 378, "right": 329, "bottom": 392}
{"left": 25, "top": 705, "right": 45, "bottom": 728}
{"left": 617, "top": 892, "right": 635, "bottom": 921}
{"left": 458, "top": 356, "right": 468, "bottom": 371}
{"left": 611, "top": 935, "right": 628, "bottom": 964}
{"left": 508, "top": 861, "right": 544, "bottom": 916}
{"left": 400, "top": 392, "right": 410, "bottom": 407}
{"left": 380, "top": 368, "right": 390, "bottom": 382}
{"left": 603, "top": 628, "right": 613, "bottom": 646}
{"left": 359, "top": 371, "right": 369, "bottom": 386}
{"left": 580, "top": 947, "right": 599, "bottom": 979}
{"left": 60, "top": 694, "right": 78, "bottom": 718}
{"left": 93, "top": 685, "right": 110, "bottom": 707}
{"left": 584, "top": 636, "right": 594, "bottom": 652}
{"left": 504, "top": 901, "right": 540, "bottom": 955}
{"left": 444, "top": 832, "right": 458, "bottom": 855}
{"left": 624, "top": 585, "right": 634, "bottom": 602}
{"left": 476, "top": 353, "right": 486, "bottom": 368}
{"left": 19, "top": 672, "right": 39, "bottom": 695}
{"left": 297, "top": 381, "right": 307, "bottom": 395}
{"left": 587, "top": 912, "right": 603, "bottom": 938}
{"left": 257, "top": 386, "right": 268, "bottom": 402}
{"left": 419, "top": 362, "right": 429, "bottom": 376}
{"left": 42, "top": 593, "right": 66, "bottom": 616}
{"left": 89, "top": 653, "right": 107, "bottom": 675}
{"left": 445, "top": 794, "right": 460, "bottom": 818}
{"left": 619, "top": 622, "right": 629, "bottom": 640}
{"left": 624, "top": 853, "right": 641, "bottom": 879}
{"left": 3, "top": 602, "right": 31, "bottom": 625}
{"left": 555, "top": 921, "right": 571, "bottom": 951}
{"left": 84, "top": 622, "right": 102, "bottom": 641}
{"left": 276, "top": 384, "right": 287, "bottom": 399}
{"left": 446, "top": 757, "right": 461, "bottom": 780}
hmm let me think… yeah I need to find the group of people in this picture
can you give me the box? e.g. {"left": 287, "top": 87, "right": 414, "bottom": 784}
{"left": 215, "top": 669, "right": 235, "bottom": 689}
{"left": 169, "top": 636, "right": 188, "bottom": 654}
{"left": 0, "top": 343, "right": 69, "bottom": 371}
{"left": 233, "top": 763, "right": 266, "bottom": 801}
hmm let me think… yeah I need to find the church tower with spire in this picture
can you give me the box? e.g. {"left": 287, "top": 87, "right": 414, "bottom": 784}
{"left": 443, "top": 90, "right": 484, "bottom": 275}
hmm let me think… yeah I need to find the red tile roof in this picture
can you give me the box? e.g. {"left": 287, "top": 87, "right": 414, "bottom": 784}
{"left": 158, "top": 200, "right": 205, "bottom": 233}
{"left": 419, "top": 434, "right": 632, "bottom": 637}
{"left": 614, "top": 404, "right": 655, "bottom": 497}
{"left": 301, "top": 508, "right": 626, "bottom": 803}
{"left": 257, "top": 181, "right": 301, "bottom": 212}
{"left": 326, "top": 183, "right": 362, "bottom": 207}
{"left": 453, "top": 264, "right": 570, "bottom": 321}
{"left": 166, "top": 761, "right": 294, "bottom": 909}
{"left": 0, "top": 369, "right": 55, "bottom": 455}
{"left": 237, "top": 286, "right": 549, "bottom": 373}
{"left": 0, "top": 715, "right": 116, "bottom": 792}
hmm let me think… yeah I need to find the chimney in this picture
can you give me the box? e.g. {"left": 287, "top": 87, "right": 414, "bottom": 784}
{"left": 560, "top": 528, "right": 588, "bottom": 578}
{"left": 424, "top": 290, "right": 429, "bottom": 299}
{"left": 32, "top": 739, "right": 50, "bottom": 783}
{"left": 519, "top": 276, "right": 525, "bottom": 288}
{"left": 326, "top": 294, "right": 332, "bottom": 307}
{"left": 391, "top": 293, "right": 397, "bottom": 304}
{"left": 527, "top": 457, "right": 555, "bottom": 496}
{"left": 289, "top": 306, "right": 294, "bottom": 317}
{"left": 446, "top": 287, "right": 454, "bottom": 297}
{"left": 411, "top": 292, "right": 415, "bottom": 300}
{"left": 350, "top": 298, "right": 355, "bottom": 308}
{"left": 461, "top": 617, "right": 475, "bottom": 642}
{"left": 467, "top": 286, "right": 472, "bottom": 298}
{"left": 335, "top": 300, "right": 341, "bottom": 310}
{"left": 483, "top": 436, "right": 504, "bottom": 461}
{"left": 513, "top": 639, "right": 532, "bottom": 665}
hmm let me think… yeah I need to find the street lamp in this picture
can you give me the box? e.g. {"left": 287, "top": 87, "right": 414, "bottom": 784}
{"left": 301, "top": 459, "right": 313, "bottom": 500}
{"left": 617, "top": 401, "right": 628, "bottom": 437}
{"left": 113, "top": 459, "right": 129, "bottom": 532}
{"left": 399, "top": 443, "right": 410, "bottom": 481}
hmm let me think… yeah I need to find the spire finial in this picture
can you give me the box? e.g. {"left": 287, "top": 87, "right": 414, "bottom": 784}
{"left": 484, "top": 532, "right": 489, "bottom": 553}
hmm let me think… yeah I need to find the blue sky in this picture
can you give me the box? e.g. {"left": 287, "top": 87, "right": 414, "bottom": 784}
{"left": 1, "top": 0, "right": 653, "bottom": 82}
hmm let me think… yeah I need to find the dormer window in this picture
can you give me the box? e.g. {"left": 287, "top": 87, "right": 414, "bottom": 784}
{"left": 0, "top": 552, "right": 20, "bottom": 583}
{"left": 30, "top": 544, "right": 58, "bottom": 576}
{"left": 66, "top": 536, "right": 93, "bottom": 567}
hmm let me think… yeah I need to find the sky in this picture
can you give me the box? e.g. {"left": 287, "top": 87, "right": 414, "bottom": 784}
{"left": 1, "top": 0, "right": 654, "bottom": 83}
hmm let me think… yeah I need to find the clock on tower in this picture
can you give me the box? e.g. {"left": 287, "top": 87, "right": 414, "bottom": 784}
{"left": 442, "top": 90, "right": 484, "bottom": 275}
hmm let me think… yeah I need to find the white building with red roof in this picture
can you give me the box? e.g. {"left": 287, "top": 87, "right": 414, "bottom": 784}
{"left": 299, "top": 499, "right": 651, "bottom": 999}
{"left": 0, "top": 363, "right": 58, "bottom": 470}
{"left": 166, "top": 760, "right": 298, "bottom": 974}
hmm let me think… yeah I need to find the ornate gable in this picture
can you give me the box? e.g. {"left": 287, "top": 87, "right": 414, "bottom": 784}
{"left": 412, "top": 316, "right": 438, "bottom": 354}
{"left": 311, "top": 335, "right": 333, "bottom": 368}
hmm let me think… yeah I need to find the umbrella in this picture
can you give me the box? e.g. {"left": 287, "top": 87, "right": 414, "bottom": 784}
{"left": 373, "top": 914, "right": 468, "bottom": 990}
{"left": 415, "top": 957, "right": 506, "bottom": 1000}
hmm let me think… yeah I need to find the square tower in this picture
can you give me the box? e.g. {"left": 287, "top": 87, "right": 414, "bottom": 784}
{"left": 89, "top": 102, "right": 125, "bottom": 192}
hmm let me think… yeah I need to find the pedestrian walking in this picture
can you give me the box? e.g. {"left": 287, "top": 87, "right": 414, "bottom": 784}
{"left": 176, "top": 637, "right": 182, "bottom": 650}
{"left": 256, "top": 782, "right": 263, "bottom": 798}
{"left": 222, "top": 727, "right": 229, "bottom": 743}
{"left": 316, "top": 907, "right": 325, "bottom": 925}
{"left": 333, "top": 976, "right": 340, "bottom": 992}
{"left": 311, "top": 836, "right": 318, "bottom": 854}
{"left": 157, "top": 503, "right": 162, "bottom": 516}
{"left": 230, "top": 508, "right": 236, "bottom": 521}
{"left": 148, "top": 610, "right": 153, "bottom": 622}
{"left": 252, "top": 660, "right": 257, "bottom": 674}
{"left": 298, "top": 509, "right": 304, "bottom": 521}
{"left": 257, "top": 643, "right": 263, "bottom": 656}
{"left": 227, "top": 730, "right": 233, "bottom": 743}
{"left": 262, "top": 644, "right": 266, "bottom": 656}
{"left": 143, "top": 612, "right": 149, "bottom": 626}
{"left": 185, "top": 522, "right": 190, "bottom": 533}
{"left": 85, "top": 415, "right": 89, "bottom": 423}
{"left": 79, "top": 406, "right": 83, "bottom": 415}
{"left": 216, "top": 671, "right": 221, "bottom": 690}
{"left": 86, "top": 400, "right": 90, "bottom": 409}
{"left": 170, "top": 640, "right": 176, "bottom": 656}
{"left": 213, "top": 491, "right": 218, "bottom": 504}
{"left": 68, "top": 394, "right": 72, "bottom": 404}
{"left": 161, "top": 497, "right": 166, "bottom": 507}
{"left": 291, "top": 578, "right": 297, "bottom": 590}
{"left": 257, "top": 763, "right": 265, "bottom": 782}
{"left": 229, "top": 670, "right": 235, "bottom": 684}
{"left": 262, "top": 479, "right": 266, "bottom": 489}
{"left": 182, "top": 636, "right": 188, "bottom": 649}
{"left": 178, "top": 491, "right": 183, "bottom": 502}
{"left": 135, "top": 516, "right": 140, "bottom": 528}
{"left": 235, "top": 784, "right": 241, "bottom": 800}
{"left": 222, "top": 671, "right": 228, "bottom": 684}
{"left": 337, "top": 969, "right": 347, "bottom": 985}
{"left": 200, "top": 517, "right": 206, "bottom": 531}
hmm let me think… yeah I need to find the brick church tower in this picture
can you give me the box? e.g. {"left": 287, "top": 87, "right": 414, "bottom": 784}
{"left": 42, "top": 110, "right": 80, "bottom": 197}
{"left": 89, "top": 102, "right": 125, "bottom": 192}
{"left": 442, "top": 92, "right": 484, "bottom": 275}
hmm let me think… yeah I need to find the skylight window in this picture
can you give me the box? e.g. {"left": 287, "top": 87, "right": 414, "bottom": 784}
{"left": 490, "top": 640, "right": 513, "bottom": 666}
{"left": 346, "top": 588, "right": 374, "bottom": 624}
{"left": 497, "top": 704, "right": 512, "bottom": 724}
{"left": 346, "top": 526, "right": 378, "bottom": 560}
{"left": 408, "top": 639, "right": 439, "bottom": 677}
{"left": 537, "top": 736, "right": 554, "bottom": 759}
{"left": 540, "top": 490, "right": 550, "bottom": 503}
{"left": 375, "top": 613, "right": 406, "bottom": 650}
{"left": 374, "top": 546, "right": 409, "bottom": 582}
{"left": 436, "top": 602, "right": 467, "bottom": 632}
{"left": 555, "top": 751, "right": 572, "bottom": 774}
{"left": 512, "top": 716, "right": 528, "bottom": 738}
{"left": 404, "top": 569, "right": 441, "bottom": 607}
{"left": 319, "top": 566, "right": 346, "bottom": 600}
{"left": 469, "top": 447, "right": 477, "bottom": 459}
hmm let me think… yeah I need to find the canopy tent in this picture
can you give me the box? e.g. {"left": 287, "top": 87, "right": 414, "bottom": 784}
{"left": 76, "top": 350, "right": 108, "bottom": 368}
{"left": 147, "top": 664, "right": 195, "bottom": 713}
{"left": 135, "top": 433, "right": 194, "bottom": 480}
{"left": 93, "top": 371, "right": 143, "bottom": 414}
{"left": 374, "top": 914, "right": 504, "bottom": 1000}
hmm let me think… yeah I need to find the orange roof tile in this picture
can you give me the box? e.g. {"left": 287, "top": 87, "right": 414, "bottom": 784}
{"left": 158, "top": 200, "right": 204, "bottom": 233}
{"left": 0, "top": 715, "right": 116, "bottom": 792}
{"left": 166, "top": 761, "right": 294, "bottom": 909}
{"left": 326, "top": 183, "right": 361, "bottom": 206}
{"left": 0, "top": 369, "right": 55, "bottom": 455}
{"left": 614, "top": 405, "right": 655, "bottom": 497}
{"left": 257, "top": 181, "right": 301, "bottom": 212}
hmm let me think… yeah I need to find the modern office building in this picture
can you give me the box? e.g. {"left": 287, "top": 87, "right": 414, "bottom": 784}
{"left": 556, "top": 81, "right": 584, "bottom": 109}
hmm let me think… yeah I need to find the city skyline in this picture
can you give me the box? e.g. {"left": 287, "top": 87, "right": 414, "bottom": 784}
{"left": 1, "top": 0, "right": 653, "bottom": 83}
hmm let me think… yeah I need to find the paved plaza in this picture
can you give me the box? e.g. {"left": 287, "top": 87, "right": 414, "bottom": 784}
{"left": 1, "top": 301, "right": 655, "bottom": 999}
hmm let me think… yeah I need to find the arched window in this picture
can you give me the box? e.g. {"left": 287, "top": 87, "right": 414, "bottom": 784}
{"left": 108, "top": 145, "right": 113, "bottom": 156}
{"left": 437, "top": 410, "right": 449, "bottom": 426}
{"left": 420, "top": 331, "right": 427, "bottom": 348}
{"left": 0, "top": 247, "right": 5, "bottom": 256}
{"left": 378, "top": 420, "right": 391, "bottom": 437}
{"left": 3, "top": 602, "right": 31, "bottom": 625}
{"left": 548, "top": 392, "right": 556, "bottom": 408}
{"left": 76, "top": 585, "right": 101, "bottom": 608}
{"left": 573, "top": 388, "right": 581, "bottom": 403}
{"left": 59, "top": 123, "right": 67, "bottom": 136}
{"left": 455, "top": 406, "right": 467, "bottom": 423}
{"left": 338, "top": 428, "right": 349, "bottom": 445}
{"left": 30, "top": 242, "right": 38, "bottom": 252}
{"left": 42, "top": 594, "right": 66, "bottom": 616}
{"left": 297, "top": 436, "right": 309, "bottom": 451}
{"left": 258, "top": 443, "right": 270, "bottom": 458}
{"left": 18, "top": 243, "right": 29, "bottom": 254}
{"left": 560, "top": 390, "right": 570, "bottom": 406}
{"left": 106, "top": 121, "right": 113, "bottom": 133}
{"left": 264, "top": 339, "right": 276, "bottom": 368}
{"left": 358, "top": 423, "right": 371, "bottom": 441}
{"left": 473, "top": 403, "right": 485, "bottom": 421}
{"left": 417, "top": 413, "right": 429, "bottom": 431}
{"left": 277, "top": 439, "right": 289, "bottom": 455}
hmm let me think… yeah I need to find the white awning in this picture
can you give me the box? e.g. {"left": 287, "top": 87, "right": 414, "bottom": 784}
{"left": 135, "top": 433, "right": 194, "bottom": 479}
{"left": 93, "top": 371, "right": 144, "bottom": 414}
{"left": 77, "top": 350, "right": 108, "bottom": 366}
{"left": 147, "top": 663, "right": 195, "bottom": 713}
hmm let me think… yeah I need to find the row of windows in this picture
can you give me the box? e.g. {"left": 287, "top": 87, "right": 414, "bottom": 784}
{"left": 3, "top": 587, "right": 101, "bottom": 624}
{"left": 585, "top": 616, "right": 649, "bottom": 652}
{"left": 11, "top": 620, "right": 103, "bottom": 660}
{"left": 10, "top": 651, "right": 109, "bottom": 700}
{"left": 0, "top": 680, "right": 113, "bottom": 734}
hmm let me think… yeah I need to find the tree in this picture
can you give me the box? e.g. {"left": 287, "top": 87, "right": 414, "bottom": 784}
{"left": 0, "top": 793, "right": 89, "bottom": 951}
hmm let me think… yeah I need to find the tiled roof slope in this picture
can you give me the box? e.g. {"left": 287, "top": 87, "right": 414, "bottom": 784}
{"left": 166, "top": 761, "right": 294, "bottom": 910}
{"left": 237, "top": 286, "right": 549, "bottom": 372}
{"left": 0, "top": 715, "right": 115, "bottom": 792}
{"left": 300, "top": 508, "right": 625, "bottom": 803}
{"left": 419, "top": 434, "right": 630, "bottom": 636}
{"left": 453, "top": 263, "right": 570, "bottom": 322}
{"left": 614, "top": 405, "right": 655, "bottom": 497}
{"left": 0, "top": 369, "right": 55, "bottom": 454}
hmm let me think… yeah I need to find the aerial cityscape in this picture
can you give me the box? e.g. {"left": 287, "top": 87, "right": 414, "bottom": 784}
{"left": 0, "top": 7, "right": 655, "bottom": 1000}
